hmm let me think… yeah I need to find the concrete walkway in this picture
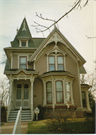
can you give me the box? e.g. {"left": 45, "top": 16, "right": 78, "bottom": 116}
{"left": 0, "top": 122, "right": 29, "bottom": 134}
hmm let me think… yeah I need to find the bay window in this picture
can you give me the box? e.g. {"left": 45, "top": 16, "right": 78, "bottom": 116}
{"left": 56, "top": 81, "right": 63, "bottom": 103}
{"left": 82, "top": 91, "right": 86, "bottom": 108}
{"left": 46, "top": 82, "right": 52, "bottom": 104}
{"left": 66, "top": 82, "right": 71, "bottom": 103}
{"left": 49, "top": 56, "right": 55, "bottom": 71}
{"left": 20, "top": 56, "right": 27, "bottom": 69}
{"left": 57, "top": 56, "right": 64, "bottom": 70}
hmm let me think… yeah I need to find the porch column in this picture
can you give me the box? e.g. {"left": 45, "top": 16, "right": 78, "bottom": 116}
{"left": 30, "top": 79, "right": 34, "bottom": 121}
{"left": 9, "top": 78, "right": 13, "bottom": 104}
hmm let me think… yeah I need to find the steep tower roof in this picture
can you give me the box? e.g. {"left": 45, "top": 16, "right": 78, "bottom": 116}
{"left": 12, "top": 18, "right": 35, "bottom": 47}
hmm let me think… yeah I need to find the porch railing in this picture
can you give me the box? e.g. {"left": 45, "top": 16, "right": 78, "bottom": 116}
{"left": 12, "top": 107, "right": 22, "bottom": 134}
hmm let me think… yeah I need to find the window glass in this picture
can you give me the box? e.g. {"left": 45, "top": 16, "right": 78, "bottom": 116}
{"left": 58, "top": 57, "right": 63, "bottom": 64}
{"left": 56, "top": 81, "right": 63, "bottom": 103}
{"left": 22, "top": 41, "right": 26, "bottom": 46}
{"left": 66, "top": 82, "right": 70, "bottom": 92}
{"left": 82, "top": 91, "right": 86, "bottom": 108}
{"left": 67, "top": 93, "right": 71, "bottom": 103}
{"left": 20, "top": 57, "right": 26, "bottom": 69}
{"left": 24, "top": 89, "right": 28, "bottom": 99}
{"left": 49, "top": 56, "right": 55, "bottom": 71}
{"left": 49, "top": 57, "right": 54, "bottom": 64}
{"left": 17, "top": 89, "right": 21, "bottom": 99}
{"left": 57, "top": 56, "right": 64, "bottom": 70}
{"left": 46, "top": 82, "right": 52, "bottom": 103}
{"left": 56, "top": 92, "right": 63, "bottom": 102}
{"left": 58, "top": 65, "right": 63, "bottom": 70}
{"left": 49, "top": 65, "right": 55, "bottom": 71}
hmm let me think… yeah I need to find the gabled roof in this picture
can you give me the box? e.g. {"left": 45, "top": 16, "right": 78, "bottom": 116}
{"left": 28, "top": 26, "right": 86, "bottom": 67}
{"left": 79, "top": 66, "right": 86, "bottom": 74}
{"left": 12, "top": 18, "right": 35, "bottom": 47}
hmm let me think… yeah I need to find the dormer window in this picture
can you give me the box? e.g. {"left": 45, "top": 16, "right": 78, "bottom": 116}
{"left": 22, "top": 41, "right": 26, "bottom": 47}
{"left": 19, "top": 40, "right": 28, "bottom": 47}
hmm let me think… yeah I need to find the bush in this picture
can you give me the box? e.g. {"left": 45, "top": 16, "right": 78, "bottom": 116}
{"left": 1, "top": 106, "right": 7, "bottom": 122}
{"left": 46, "top": 114, "right": 95, "bottom": 134}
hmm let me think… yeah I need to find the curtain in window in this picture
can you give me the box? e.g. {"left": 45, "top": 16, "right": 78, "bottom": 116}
{"left": 56, "top": 81, "right": 63, "bottom": 103}
{"left": 46, "top": 82, "right": 52, "bottom": 103}
{"left": 66, "top": 82, "right": 71, "bottom": 103}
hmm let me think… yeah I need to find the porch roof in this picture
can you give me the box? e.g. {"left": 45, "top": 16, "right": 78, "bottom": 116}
{"left": 4, "top": 68, "right": 38, "bottom": 75}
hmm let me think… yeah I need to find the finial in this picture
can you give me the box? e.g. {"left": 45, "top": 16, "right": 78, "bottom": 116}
{"left": 16, "top": 27, "right": 19, "bottom": 34}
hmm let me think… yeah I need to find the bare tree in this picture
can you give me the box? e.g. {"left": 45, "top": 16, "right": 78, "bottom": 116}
{"left": 80, "top": 71, "right": 96, "bottom": 101}
{"left": 0, "top": 76, "right": 9, "bottom": 106}
{"left": 32, "top": 0, "right": 89, "bottom": 33}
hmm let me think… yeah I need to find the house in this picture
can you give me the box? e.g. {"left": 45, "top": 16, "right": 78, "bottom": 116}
{"left": 4, "top": 18, "right": 91, "bottom": 121}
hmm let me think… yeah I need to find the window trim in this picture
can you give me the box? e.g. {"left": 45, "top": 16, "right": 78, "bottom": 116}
{"left": 55, "top": 80, "right": 64, "bottom": 104}
{"left": 48, "top": 56, "right": 55, "bottom": 71}
{"left": 57, "top": 56, "right": 64, "bottom": 70}
{"left": 19, "top": 56, "right": 27, "bottom": 69}
{"left": 46, "top": 81, "right": 52, "bottom": 104}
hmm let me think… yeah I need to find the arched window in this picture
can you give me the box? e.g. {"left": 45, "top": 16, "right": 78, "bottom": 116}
{"left": 46, "top": 82, "right": 52, "bottom": 104}
{"left": 17, "top": 84, "right": 21, "bottom": 99}
{"left": 82, "top": 91, "right": 86, "bottom": 108}
{"left": 56, "top": 81, "right": 63, "bottom": 103}
{"left": 24, "top": 84, "right": 29, "bottom": 99}
{"left": 66, "top": 82, "right": 71, "bottom": 103}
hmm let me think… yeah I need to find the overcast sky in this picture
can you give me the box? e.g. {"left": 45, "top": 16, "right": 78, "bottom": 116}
{"left": 0, "top": 0, "right": 96, "bottom": 80}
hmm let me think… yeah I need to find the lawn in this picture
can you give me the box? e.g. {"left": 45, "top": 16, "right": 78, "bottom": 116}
{"left": 27, "top": 117, "right": 95, "bottom": 134}
{"left": 27, "top": 120, "right": 53, "bottom": 134}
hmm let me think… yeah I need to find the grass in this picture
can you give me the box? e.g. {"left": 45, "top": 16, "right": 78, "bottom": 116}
{"left": 27, "top": 120, "right": 53, "bottom": 134}
{"left": 27, "top": 117, "right": 95, "bottom": 134}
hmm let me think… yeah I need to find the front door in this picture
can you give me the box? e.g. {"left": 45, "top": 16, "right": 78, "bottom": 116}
{"left": 15, "top": 81, "right": 30, "bottom": 109}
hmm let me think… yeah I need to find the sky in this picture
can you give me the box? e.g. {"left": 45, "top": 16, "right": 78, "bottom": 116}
{"left": 0, "top": 0, "right": 96, "bottom": 80}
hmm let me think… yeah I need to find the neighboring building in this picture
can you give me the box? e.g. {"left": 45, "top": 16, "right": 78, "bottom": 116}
{"left": 4, "top": 18, "right": 91, "bottom": 122}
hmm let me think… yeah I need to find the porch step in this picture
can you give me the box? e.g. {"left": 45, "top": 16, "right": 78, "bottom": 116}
{"left": 8, "top": 110, "right": 31, "bottom": 122}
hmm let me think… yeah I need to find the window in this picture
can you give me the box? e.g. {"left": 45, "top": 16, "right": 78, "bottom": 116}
{"left": 82, "top": 91, "right": 86, "bottom": 108}
{"left": 24, "top": 84, "right": 29, "bottom": 99}
{"left": 21, "top": 41, "right": 26, "bottom": 47}
{"left": 17, "top": 84, "right": 21, "bottom": 99}
{"left": 20, "top": 56, "right": 27, "bottom": 69}
{"left": 56, "top": 81, "right": 63, "bottom": 103}
{"left": 46, "top": 82, "right": 52, "bottom": 104}
{"left": 66, "top": 82, "right": 71, "bottom": 103}
{"left": 49, "top": 56, "right": 55, "bottom": 71}
{"left": 57, "top": 56, "right": 64, "bottom": 70}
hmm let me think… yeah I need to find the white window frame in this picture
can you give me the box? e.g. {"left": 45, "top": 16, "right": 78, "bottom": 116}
{"left": 19, "top": 40, "right": 28, "bottom": 47}
{"left": 18, "top": 54, "right": 29, "bottom": 69}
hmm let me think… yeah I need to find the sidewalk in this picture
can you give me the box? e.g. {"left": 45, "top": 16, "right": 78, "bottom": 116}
{"left": 0, "top": 122, "right": 29, "bottom": 134}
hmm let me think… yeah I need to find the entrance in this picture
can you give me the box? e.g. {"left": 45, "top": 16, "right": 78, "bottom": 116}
{"left": 15, "top": 81, "right": 30, "bottom": 109}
